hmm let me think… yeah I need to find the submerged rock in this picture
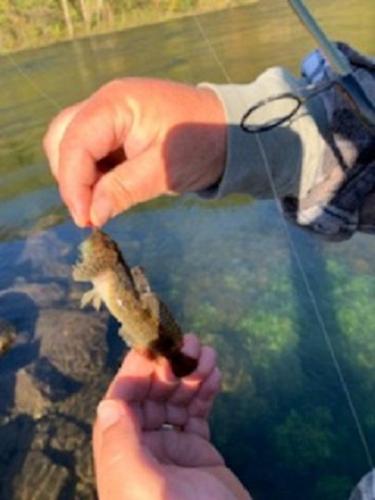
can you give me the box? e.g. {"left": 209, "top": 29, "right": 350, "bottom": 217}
{"left": 17, "top": 230, "right": 72, "bottom": 279}
{"left": 0, "top": 291, "right": 39, "bottom": 342}
{"left": 39, "top": 307, "right": 114, "bottom": 423}
{"left": 48, "top": 415, "right": 95, "bottom": 496}
{"left": 0, "top": 415, "right": 40, "bottom": 498}
{"left": 15, "top": 368, "right": 52, "bottom": 419}
{"left": 0, "top": 411, "right": 97, "bottom": 499}
{"left": 36, "top": 308, "right": 109, "bottom": 382}
{"left": 1, "top": 270, "right": 119, "bottom": 497}
{"left": 0, "top": 373, "right": 14, "bottom": 414}
{"left": 0, "top": 281, "right": 66, "bottom": 309}
{"left": 0, "top": 319, "right": 16, "bottom": 357}
{"left": 0, "top": 394, "right": 97, "bottom": 500}
{"left": 5, "top": 450, "right": 70, "bottom": 500}
{"left": 14, "top": 357, "right": 82, "bottom": 419}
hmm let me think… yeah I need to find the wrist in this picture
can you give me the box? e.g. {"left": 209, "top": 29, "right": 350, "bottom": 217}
{"left": 195, "top": 87, "right": 227, "bottom": 189}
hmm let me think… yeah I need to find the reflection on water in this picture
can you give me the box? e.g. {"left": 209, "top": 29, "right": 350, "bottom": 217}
{"left": 0, "top": 0, "right": 374, "bottom": 498}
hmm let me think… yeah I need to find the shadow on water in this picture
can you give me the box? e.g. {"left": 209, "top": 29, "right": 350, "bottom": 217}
{"left": 210, "top": 227, "right": 373, "bottom": 500}
{"left": 284, "top": 230, "right": 371, "bottom": 499}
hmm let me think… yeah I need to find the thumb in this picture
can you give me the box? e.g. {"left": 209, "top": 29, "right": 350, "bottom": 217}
{"left": 90, "top": 148, "right": 167, "bottom": 226}
{"left": 94, "top": 399, "right": 163, "bottom": 500}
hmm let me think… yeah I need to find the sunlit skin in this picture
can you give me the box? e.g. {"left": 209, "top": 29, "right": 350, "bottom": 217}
{"left": 43, "top": 78, "right": 227, "bottom": 228}
{"left": 44, "top": 78, "right": 250, "bottom": 499}
{"left": 94, "top": 334, "right": 251, "bottom": 500}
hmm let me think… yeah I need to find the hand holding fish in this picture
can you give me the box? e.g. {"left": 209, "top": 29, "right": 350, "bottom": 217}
{"left": 43, "top": 78, "right": 226, "bottom": 228}
{"left": 94, "top": 334, "right": 251, "bottom": 500}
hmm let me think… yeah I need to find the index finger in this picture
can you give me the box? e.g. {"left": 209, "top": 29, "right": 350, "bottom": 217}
{"left": 43, "top": 102, "right": 85, "bottom": 178}
{"left": 58, "top": 97, "right": 124, "bottom": 226}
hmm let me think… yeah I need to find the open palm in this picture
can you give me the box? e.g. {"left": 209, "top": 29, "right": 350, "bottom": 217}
{"left": 93, "top": 334, "right": 250, "bottom": 500}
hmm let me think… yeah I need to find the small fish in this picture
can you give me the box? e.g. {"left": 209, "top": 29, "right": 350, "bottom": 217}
{"left": 73, "top": 230, "right": 197, "bottom": 377}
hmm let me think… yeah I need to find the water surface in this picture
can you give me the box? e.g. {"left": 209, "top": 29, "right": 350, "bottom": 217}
{"left": 0, "top": 1, "right": 374, "bottom": 499}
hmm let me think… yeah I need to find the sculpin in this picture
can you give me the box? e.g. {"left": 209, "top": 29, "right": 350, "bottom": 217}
{"left": 73, "top": 230, "right": 197, "bottom": 377}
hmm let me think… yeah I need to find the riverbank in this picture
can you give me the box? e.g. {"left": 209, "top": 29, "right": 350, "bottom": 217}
{"left": 0, "top": 0, "right": 257, "bottom": 54}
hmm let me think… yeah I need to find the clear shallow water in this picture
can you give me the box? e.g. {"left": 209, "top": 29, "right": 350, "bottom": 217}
{"left": 0, "top": 1, "right": 374, "bottom": 498}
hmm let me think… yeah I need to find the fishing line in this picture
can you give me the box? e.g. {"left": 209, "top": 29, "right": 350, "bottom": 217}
{"left": 3, "top": 13, "right": 373, "bottom": 468}
{"left": 193, "top": 15, "right": 373, "bottom": 468}
{"left": 3, "top": 51, "right": 61, "bottom": 111}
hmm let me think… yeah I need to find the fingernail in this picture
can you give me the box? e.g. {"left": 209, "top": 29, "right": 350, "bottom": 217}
{"left": 91, "top": 196, "right": 113, "bottom": 227}
{"left": 71, "top": 205, "right": 88, "bottom": 228}
{"left": 97, "top": 400, "right": 125, "bottom": 430}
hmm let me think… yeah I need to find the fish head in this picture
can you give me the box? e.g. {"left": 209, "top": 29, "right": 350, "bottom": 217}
{"left": 73, "top": 230, "right": 120, "bottom": 281}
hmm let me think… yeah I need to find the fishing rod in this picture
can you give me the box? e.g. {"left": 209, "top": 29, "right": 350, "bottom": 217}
{"left": 289, "top": 0, "right": 375, "bottom": 132}
{"left": 242, "top": 0, "right": 375, "bottom": 133}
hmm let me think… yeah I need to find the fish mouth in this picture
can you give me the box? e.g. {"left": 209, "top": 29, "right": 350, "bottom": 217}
{"left": 75, "top": 238, "right": 92, "bottom": 262}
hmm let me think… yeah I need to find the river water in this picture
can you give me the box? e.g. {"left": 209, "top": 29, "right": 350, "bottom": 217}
{"left": 0, "top": 1, "right": 374, "bottom": 499}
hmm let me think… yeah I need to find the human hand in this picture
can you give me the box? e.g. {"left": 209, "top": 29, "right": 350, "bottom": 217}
{"left": 93, "top": 334, "right": 251, "bottom": 500}
{"left": 43, "top": 79, "right": 226, "bottom": 227}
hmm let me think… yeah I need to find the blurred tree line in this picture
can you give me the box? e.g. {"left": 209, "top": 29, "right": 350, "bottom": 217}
{"left": 0, "top": 0, "right": 251, "bottom": 52}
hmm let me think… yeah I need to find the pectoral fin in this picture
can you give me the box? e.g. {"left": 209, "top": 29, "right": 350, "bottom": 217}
{"left": 138, "top": 292, "right": 162, "bottom": 324}
{"left": 131, "top": 266, "right": 151, "bottom": 294}
{"left": 80, "top": 288, "right": 102, "bottom": 311}
{"left": 130, "top": 266, "right": 161, "bottom": 321}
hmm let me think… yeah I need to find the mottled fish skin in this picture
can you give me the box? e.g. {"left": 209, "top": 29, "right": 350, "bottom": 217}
{"left": 73, "top": 230, "right": 197, "bottom": 377}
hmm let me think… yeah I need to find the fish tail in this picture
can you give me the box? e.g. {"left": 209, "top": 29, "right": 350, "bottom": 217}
{"left": 168, "top": 350, "right": 198, "bottom": 378}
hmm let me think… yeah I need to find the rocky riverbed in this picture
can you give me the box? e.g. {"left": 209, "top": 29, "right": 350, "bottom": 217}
{"left": 0, "top": 229, "right": 124, "bottom": 499}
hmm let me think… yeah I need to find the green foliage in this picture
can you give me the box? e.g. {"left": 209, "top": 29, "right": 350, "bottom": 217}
{"left": 326, "top": 258, "right": 375, "bottom": 385}
{"left": 274, "top": 407, "right": 335, "bottom": 470}
{"left": 313, "top": 475, "right": 354, "bottom": 500}
{"left": 238, "top": 311, "right": 295, "bottom": 367}
{"left": 168, "top": 0, "right": 199, "bottom": 12}
{"left": 0, "top": 0, "right": 256, "bottom": 52}
{"left": 0, "top": 0, "right": 63, "bottom": 50}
